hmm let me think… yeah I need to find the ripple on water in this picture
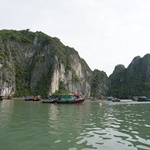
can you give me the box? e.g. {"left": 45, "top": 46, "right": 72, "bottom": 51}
{"left": 54, "top": 140, "right": 61, "bottom": 143}
{"left": 144, "top": 124, "right": 150, "bottom": 127}
{"left": 136, "top": 145, "right": 150, "bottom": 150}
{"left": 75, "top": 124, "right": 149, "bottom": 150}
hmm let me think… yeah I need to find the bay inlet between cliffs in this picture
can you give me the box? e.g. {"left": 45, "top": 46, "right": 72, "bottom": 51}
{"left": 0, "top": 99, "right": 150, "bottom": 150}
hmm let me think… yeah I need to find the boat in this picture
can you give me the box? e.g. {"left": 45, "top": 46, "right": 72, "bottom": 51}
{"left": 107, "top": 97, "right": 120, "bottom": 102}
{"left": 55, "top": 98, "right": 85, "bottom": 104}
{"left": 24, "top": 95, "right": 41, "bottom": 101}
{"left": 137, "top": 96, "right": 150, "bottom": 102}
{"left": 54, "top": 94, "right": 85, "bottom": 104}
{"left": 107, "top": 97, "right": 113, "bottom": 101}
{"left": 132, "top": 96, "right": 138, "bottom": 101}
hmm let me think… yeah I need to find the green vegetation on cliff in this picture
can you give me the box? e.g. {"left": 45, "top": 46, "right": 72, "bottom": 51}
{"left": 52, "top": 81, "right": 73, "bottom": 97}
{"left": 0, "top": 29, "right": 93, "bottom": 97}
{"left": 91, "top": 69, "right": 108, "bottom": 97}
{"left": 0, "top": 29, "right": 35, "bottom": 44}
{"left": 109, "top": 54, "right": 150, "bottom": 98}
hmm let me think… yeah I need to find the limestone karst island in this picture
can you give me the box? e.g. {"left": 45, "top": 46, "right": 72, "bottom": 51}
{"left": 0, "top": 29, "right": 150, "bottom": 100}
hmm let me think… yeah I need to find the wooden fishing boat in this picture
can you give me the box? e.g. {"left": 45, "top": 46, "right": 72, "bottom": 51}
{"left": 107, "top": 97, "right": 113, "bottom": 101}
{"left": 24, "top": 96, "right": 41, "bottom": 101}
{"left": 136, "top": 96, "right": 150, "bottom": 102}
{"left": 107, "top": 97, "right": 120, "bottom": 102}
{"left": 132, "top": 96, "right": 149, "bottom": 102}
{"left": 55, "top": 98, "right": 85, "bottom": 104}
{"left": 54, "top": 94, "right": 85, "bottom": 104}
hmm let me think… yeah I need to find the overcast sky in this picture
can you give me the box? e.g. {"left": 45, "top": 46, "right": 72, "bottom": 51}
{"left": 1, "top": 0, "right": 150, "bottom": 76}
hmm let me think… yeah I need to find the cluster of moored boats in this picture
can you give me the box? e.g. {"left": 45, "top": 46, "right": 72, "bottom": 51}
{"left": 106, "top": 96, "right": 150, "bottom": 102}
{"left": 1, "top": 94, "right": 150, "bottom": 104}
{"left": 90, "top": 96, "right": 150, "bottom": 103}
{"left": 24, "top": 94, "right": 85, "bottom": 104}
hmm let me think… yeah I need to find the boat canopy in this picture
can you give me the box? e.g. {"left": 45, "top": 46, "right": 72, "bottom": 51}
{"left": 60, "top": 95, "right": 75, "bottom": 102}
{"left": 107, "top": 97, "right": 113, "bottom": 101}
{"left": 138, "top": 96, "right": 148, "bottom": 100}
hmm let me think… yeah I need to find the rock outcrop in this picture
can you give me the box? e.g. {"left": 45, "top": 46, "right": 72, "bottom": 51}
{"left": 0, "top": 29, "right": 108, "bottom": 98}
{"left": 109, "top": 54, "right": 150, "bottom": 98}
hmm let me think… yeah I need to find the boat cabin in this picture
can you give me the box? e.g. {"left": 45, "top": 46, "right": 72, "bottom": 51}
{"left": 56, "top": 95, "right": 76, "bottom": 102}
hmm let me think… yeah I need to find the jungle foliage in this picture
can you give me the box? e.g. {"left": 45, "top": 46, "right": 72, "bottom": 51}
{"left": 109, "top": 55, "right": 150, "bottom": 98}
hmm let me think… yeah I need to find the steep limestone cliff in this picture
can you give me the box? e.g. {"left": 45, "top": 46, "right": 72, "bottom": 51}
{"left": 0, "top": 29, "right": 94, "bottom": 98}
{"left": 109, "top": 54, "right": 150, "bottom": 98}
{"left": 0, "top": 35, "right": 15, "bottom": 97}
{"left": 91, "top": 69, "right": 108, "bottom": 98}
{"left": 2, "top": 30, "right": 149, "bottom": 99}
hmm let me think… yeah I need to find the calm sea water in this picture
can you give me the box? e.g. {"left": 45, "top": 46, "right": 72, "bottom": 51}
{"left": 0, "top": 99, "right": 150, "bottom": 150}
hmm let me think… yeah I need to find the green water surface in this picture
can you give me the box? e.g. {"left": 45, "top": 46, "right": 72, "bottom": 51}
{"left": 0, "top": 99, "right": 150, "bottom": 150}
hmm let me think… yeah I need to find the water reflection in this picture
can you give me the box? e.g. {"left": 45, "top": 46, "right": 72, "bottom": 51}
{"left": 48, "top": 103, "right": 87, "bottom": 135}
{"left": 48, "top": 104, "right": 59, "bottom": 122}
{"left": 0, "top": 100, "right": 14, "bottom": 129}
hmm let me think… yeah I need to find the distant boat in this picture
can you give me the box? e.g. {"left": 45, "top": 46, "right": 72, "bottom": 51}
{"left": 132, "top": 96, "right": 139, "bottom": 101}
{"left": 107, "top": 97, "right": 120, "bottom": 102}
{"left": 24, "top": 96, "right": 41, "bottom": 101}
{"left": 107, "top": 97, "right": 113, "bottom": 101}
{"left": 137, "top": 96, "right": 150, "bottom": 102}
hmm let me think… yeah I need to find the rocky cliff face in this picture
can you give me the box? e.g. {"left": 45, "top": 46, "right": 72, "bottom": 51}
{"left": 0, "top": 29, "right": 107, "bottom": 98}
{"left": 0, "top": 35, "right": 16, "bottom": 97}
{"left": 91, "top": 69, "right": 108, "bottom": 98}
